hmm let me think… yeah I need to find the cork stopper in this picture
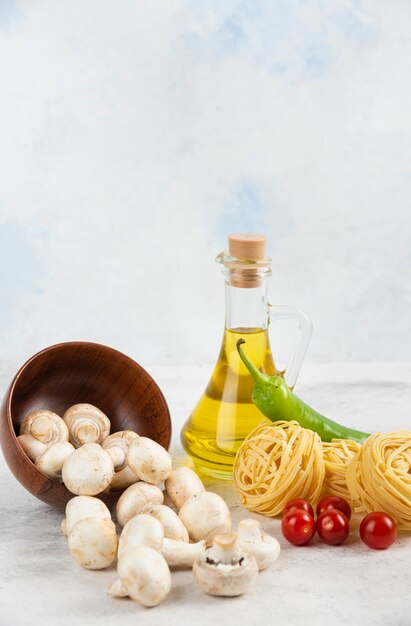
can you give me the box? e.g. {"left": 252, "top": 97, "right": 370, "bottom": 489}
{"left": 221, "top": 233, "right": 269, "bottom": 288}
{"left": 228, "top": 234, "right": 266, "bottom": 261}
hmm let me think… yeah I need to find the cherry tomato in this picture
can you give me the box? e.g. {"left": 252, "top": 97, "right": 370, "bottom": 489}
{"left": 360, "top": 512, "right": 397, "bottom": 549}
{"left": 317, "top": 509, "right": 350, "bottom": 545}
{"left": 283, "top": 498, "right": 314, "bottom": 518}
{"left": 281, "top": 510, "right": 316, "bottom": 546}
{"left": 317, "top": 496, "right": 352, "bottom": 521}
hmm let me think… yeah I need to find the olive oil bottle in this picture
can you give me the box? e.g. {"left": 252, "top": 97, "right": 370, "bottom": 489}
{"left": 181, "top": 234, "right": 312, "bottom": 479}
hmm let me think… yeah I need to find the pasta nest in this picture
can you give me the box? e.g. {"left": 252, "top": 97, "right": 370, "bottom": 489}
{"left": 346, "top": 429, "right": 411, "bottom": 530}
{"left": 233, "top": 420, "right": 324, "bottom": 516}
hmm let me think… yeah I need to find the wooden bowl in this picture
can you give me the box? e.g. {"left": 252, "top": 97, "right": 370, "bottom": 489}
{"left": 0, "top": 341, "right": 172, "bottom": 508}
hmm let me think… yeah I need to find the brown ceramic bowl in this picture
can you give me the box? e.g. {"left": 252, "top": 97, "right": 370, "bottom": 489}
{"left": 0, "top": 341, "right": 171, "bottom": 508}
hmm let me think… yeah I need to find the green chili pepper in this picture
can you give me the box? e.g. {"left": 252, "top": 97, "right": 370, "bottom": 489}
{"left": 237, "top": 339, "right": 370, "bottom": 443}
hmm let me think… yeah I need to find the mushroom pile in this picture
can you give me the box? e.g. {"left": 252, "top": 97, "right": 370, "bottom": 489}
{"left": 61, "top": 466, "right": 281, "bottom": 608}
{"left": 17, "top": 403, "right": 170, "bottom": 493}
{"left": 18, "top": 407, "right": 280, "bottom": 607}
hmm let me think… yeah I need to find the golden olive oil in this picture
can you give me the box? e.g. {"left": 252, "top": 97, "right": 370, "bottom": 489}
{"left": 181, "top": 327, "right": 277, "bottom": 478}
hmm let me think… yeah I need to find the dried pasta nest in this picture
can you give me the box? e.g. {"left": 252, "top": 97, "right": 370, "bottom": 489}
{"left": 322, "top": 439, "right": 361, "bottom": 503}
{"left": 346, "top": 429, "right": 411, "bottom": 530}
{"left": 233, "top": 420, "right": 325, "bottom": 516}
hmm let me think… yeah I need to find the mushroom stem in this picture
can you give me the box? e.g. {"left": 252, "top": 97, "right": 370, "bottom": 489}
{"left": 31, "top": 414, "right": 54, "bottom": 444}
{"left": 108, "top": 579, "right": 128, "bottom": 598}
{"left": 162, "top": 538, "right": 206, "bottom": 568}
{"left": 207, "top": 532, "right": 242, "bottom": 565}
{"left": 106, "top": 446, "right": 126, "bottom": 470}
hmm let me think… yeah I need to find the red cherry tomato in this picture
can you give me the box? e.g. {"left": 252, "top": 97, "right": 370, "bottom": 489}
{"left": 283, "top": 499, "right": 314, "bottom": 518}
{"left": 317, "top": 509, "right": 350, "bottom": 545}
{"left": 281, "top": 510, "right": 316, "bottom": 546}
{"left": 317, "top": 496, "right": 352, "bottom": 521}
{"left": 360, "top": 512, "right": 397, "bottom": 549}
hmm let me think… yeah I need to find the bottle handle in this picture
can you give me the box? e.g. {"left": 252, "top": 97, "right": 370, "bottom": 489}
{"left": 268, "top": 304, "right": 313, "bottom": 389}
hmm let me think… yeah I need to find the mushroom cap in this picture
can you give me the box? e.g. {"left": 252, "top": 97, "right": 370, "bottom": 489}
{"left": 193, "top": 554, "right": 258, "bottom": 596}
{"left": 179, "top": 491, "right": 232, "bottom": 544}
{"left": 102, "top": 431, "right": 139, "bottom": 472}
{"left": 116, "top": 481, "right": 164, "bottom": 527}
{"left": 237, "top": 519, "right": 280, "bottom": 571}
{"left": 165, "top": 467, "right": 205, "bottom": 509}
{"left": 63, "top": 403, "right": 111, "bottom": 448}
{"left": 126, "top": 437, "right": 172, "bottom": 485}
{"left": 118, "top": 513, "right": 164, "bottom": 560}
{"left": 143, "top": 503, "right": 189, "bottom": 542}
{"left": 20, "top": 409, "right": 68, "bottom": 445}
{"left": 17, "top": 434, "right": 48, "bottom": 462}
{"left": 62, "top": 443, "right": 115, "bottom": 495}
{"left": 68, "top": 517, "right": 118, "bottom": 570}
{"left": 35, "top": 441, "right": 75, "bottom": 482}
{"left": 118, "top": 546, "right": 171, "bottom": 607}
{"left": 62, "top": 495, "right": 111, "bottom": 536}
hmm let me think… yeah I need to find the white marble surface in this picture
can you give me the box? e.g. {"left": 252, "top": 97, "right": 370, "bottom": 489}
{"left": 1, "top": 362, "right": 411, "bottom": 626}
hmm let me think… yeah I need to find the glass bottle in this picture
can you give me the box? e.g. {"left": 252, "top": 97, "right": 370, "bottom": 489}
{"left": 181, "top": 234, "right": 312, "bottom": 479}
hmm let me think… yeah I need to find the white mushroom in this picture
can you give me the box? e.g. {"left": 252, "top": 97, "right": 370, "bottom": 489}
{"left": 162, "top": 538, "right": 206, "bottom": 568}
{"left": 118, "top": 513, "right": 164, "bottom": 560}
{"left": 193, "top": 532, "right": 258, "bottom": 597}
{"left": 20, "top": 409, "right": 69, "bottom": 445}
{"left": 62, "top": 443, "right": 114, "bottom": 495}
{"left": 116, "top": 481, "right": 164, "bottom": 527}
{"left": 35, "top": 441, "right": 75, "bottom": 482}
{"left": 102, "top": 431, "right": 140, "bottom": 490}
{"left": 117, "top": 546, "right": 171, "bottom": 607}
{"left": 61, "top": 495, "right": 112, "bottom": 536}
{"left": 143, "top": 503, "right": 189, "bottom": 542}
{"left": 63, "top": 404, "right": 111, "bottom": 448}
{"left": 17, "top": 433, "right": 48, "bottom": 462}
{"left": 126, "top": 437, "right": 172, "bottom": 485}
{"left": 165, "top": 467, "right": 205, "bottom": 509}
{"left": 237, "top": 519, "right": 281, "bottom": 571}
{"left": 68, "top": 517, "right": 118, "bottom": 570}
{"left": 179, "top": 491, "right": 231, "bottom": 545}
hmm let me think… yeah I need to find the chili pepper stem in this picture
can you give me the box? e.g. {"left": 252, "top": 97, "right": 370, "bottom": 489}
{"left": 237, "top": 339, "right": 270, "bottom": 385}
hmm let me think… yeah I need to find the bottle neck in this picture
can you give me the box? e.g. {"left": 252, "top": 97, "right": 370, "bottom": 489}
{"left": 225, "top": 280, "right": 269, "bottom": 331}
